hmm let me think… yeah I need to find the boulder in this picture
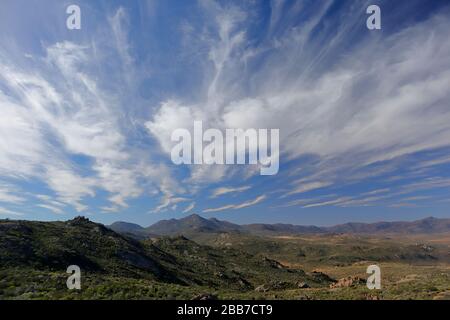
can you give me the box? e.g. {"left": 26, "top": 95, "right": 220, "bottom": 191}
{"left": 330, "top": 276, "right": 365, "bottom": 289}
{"left": 297, "top": 281, "right": 310, "bottom": 289}
{"left": 192, "top": 293, "right": 218, "bottom": 300}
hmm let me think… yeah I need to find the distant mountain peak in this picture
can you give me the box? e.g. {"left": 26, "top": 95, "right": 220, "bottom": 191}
{"left": 184, "top": 213, "right": 205, "bottom": 221}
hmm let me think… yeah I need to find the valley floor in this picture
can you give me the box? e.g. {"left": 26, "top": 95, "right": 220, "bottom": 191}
{"left": 1, "top": 263, "right": 449, "bottom": 300}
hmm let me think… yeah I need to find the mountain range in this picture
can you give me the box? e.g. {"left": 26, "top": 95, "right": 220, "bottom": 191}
{"left": 109, "top": 214, "right": 450, "bottom": 238}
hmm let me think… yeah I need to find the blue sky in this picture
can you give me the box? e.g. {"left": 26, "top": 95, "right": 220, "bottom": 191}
{"left": 1, "top": 0, "right": 450, "bottom": 226}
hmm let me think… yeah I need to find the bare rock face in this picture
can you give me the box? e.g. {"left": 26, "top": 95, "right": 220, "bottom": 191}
{"left": 330, "top": 276, "right": 365, "bottom": 289}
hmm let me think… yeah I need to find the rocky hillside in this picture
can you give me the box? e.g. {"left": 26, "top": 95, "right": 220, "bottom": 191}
{"left": 0, "top": 216, "right": 178, "bottom": 282}
{"left": 0, "top": 217, "right": 327, "bottom": 291}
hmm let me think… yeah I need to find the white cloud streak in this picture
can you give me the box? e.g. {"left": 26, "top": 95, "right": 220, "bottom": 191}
{"left": 0, "top": 207, "right": 23, "bottom": 216}
{"left": 210, "top": 186, "right": 251, "bottom": 198}
{"left": 37, "top": 203, "right": 64, "bottom": 215}
{"left": 182, "top": 202, "right": 196, "bottom": 213}
{"left": 203, "top": 195, "right": 266, "bottom": 213}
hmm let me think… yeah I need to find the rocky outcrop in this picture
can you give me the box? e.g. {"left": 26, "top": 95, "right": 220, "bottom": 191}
{"left": 192, "top": 293, "right": 218, "bottom": 300}
{"left": 261, "top": 257, "right": 286, "bottom": 269}
{"left": 309, "top": 271, "right": 336, "bottom": 284}
{"left": 297, "top": 281, "right": 310, "bottom": 289}
{"left": 330, "top": 276, "right": 365, "bottom": 289}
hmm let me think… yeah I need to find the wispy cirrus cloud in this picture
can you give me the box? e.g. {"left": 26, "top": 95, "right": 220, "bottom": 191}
{"left": 210, "top": 186, "right": 251, "bottom": 198}
{"left": 0, "top": 0, "right": 450, "bottom": 223}
{"left": 0, "top": 207, "right": 23, "bottom": 216}
{"left": 0, "top": 7, "right": 181, "bottom": 216}
{"left": 0, "top": 184, "right": 25, "bottom": 204}
{"left": 285, "top": 181, "right": 333, "bottom": 197}
{"left": 182, "top": 202, "right": 196, "bottom": 214}
{"left": 150, "top": 196, "right": 190, "bottom": 214}
{"left": 37, "top": 204, "right": 64, "bottom": 215}
{"left": 203, "top": 195, "right": 266, "bottom": 213}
